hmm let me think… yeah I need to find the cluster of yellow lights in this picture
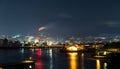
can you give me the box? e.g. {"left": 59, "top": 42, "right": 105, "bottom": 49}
{"left": 67, "top": 46, "right": 78, "bottom": 51}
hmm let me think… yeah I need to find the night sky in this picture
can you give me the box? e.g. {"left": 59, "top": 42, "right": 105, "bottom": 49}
{"left": 0, "top": 0, "right": 120, "bottom": 37}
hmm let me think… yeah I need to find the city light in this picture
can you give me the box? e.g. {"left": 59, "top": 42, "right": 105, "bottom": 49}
{"left": 22, "top": 60, "right": 34, "bottom": 63}
{"left": 34, "top": 39, "right": 39, "bottom": 43}
{"left": 29, "top": 65, "right": 32, "bottom": 69}
{"left": 67, "top": 46, "right": 78, "bottom": 51}
{"left": 0, "top": 0, "right": 120, "bottom": 69}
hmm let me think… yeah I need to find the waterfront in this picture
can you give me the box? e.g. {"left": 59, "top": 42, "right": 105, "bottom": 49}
{"left": 0, "top": 48, "right": 110, "bottom": 69}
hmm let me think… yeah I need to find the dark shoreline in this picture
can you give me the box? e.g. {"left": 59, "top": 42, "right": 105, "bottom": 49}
{"left": 0, "top": 46, "right": 63, "bottom": 49}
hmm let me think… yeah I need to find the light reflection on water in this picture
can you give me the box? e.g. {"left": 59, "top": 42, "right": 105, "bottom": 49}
{"left": 96, "top": 60, "right": 100, "bottom": 69}
{"left": 96, "top": 59, "right": 108, "bottom": 69}
{"left": 68, "top": 53, "right": 78, "bottom": 69}
{"left": 0, "top": 48, "right": 108, "bottom": 69}
{"left": 49, "top": 49, "right": 53, "bottom": 69}
{"left": 68, "top": 53, "right": 86, "bottom": 69}
{"left": 36, "top": 48, "right": 42, "bottom": 69}
{"left": 104, "top": 62, "right": 107, "bottom": 69}
{"left": 81, "top": 53, "right": 84, "bottom": 69}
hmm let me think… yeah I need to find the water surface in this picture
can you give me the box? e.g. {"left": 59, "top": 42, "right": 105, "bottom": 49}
{"left": 0, "top": 48, "right": 107, "bottom": 69}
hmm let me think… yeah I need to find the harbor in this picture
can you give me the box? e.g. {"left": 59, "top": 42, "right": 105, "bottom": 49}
{"left": 0, "top": 47, "right": 119, "bottom": 69}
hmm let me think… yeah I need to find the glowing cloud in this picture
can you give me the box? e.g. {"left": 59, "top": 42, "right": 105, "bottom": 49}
{"left": 38, "top": 27, "right": 46, "bottom": 31}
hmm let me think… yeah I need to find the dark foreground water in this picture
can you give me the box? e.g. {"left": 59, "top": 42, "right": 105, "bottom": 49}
{"left": 0, "top": 48, "right": 107, "bottom": 69}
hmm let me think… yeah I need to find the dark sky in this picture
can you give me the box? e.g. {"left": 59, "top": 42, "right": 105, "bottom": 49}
{"left": 0, "top": 0, "right": 120, "bottom": 37}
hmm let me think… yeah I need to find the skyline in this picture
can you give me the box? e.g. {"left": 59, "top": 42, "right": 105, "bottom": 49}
{"left": 0, "top": 0, "right": 120, "bottom": 37}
